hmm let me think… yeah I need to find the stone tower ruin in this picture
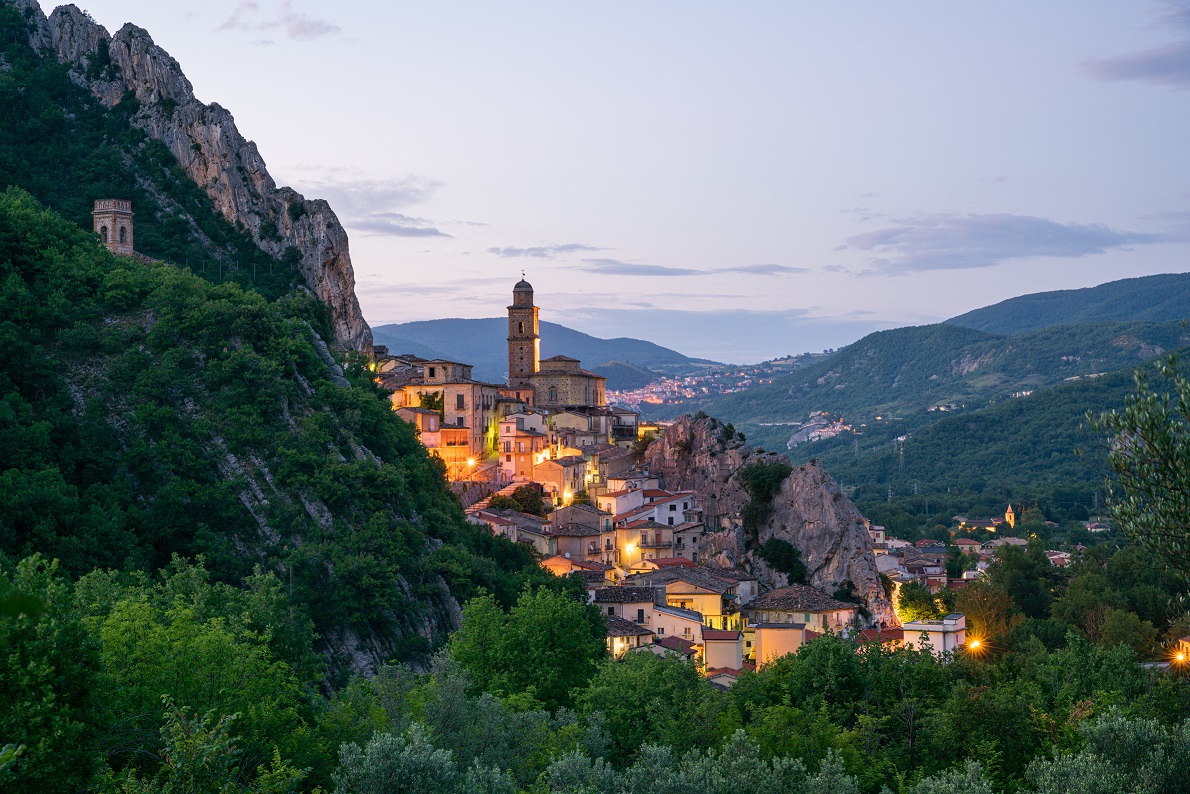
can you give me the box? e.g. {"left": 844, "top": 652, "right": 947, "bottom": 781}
{"left": 93, "top": 199, "right": 134, "bottom": 255}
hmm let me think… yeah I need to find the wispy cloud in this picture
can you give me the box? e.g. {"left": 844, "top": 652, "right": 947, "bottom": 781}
{"left": 843, "top": 213, "right": 1160, "bottom": 274}
{"left": 724, "top": 263, "right": 808, "bottom": 276}
{"left": 576, "top": 259, "right": 703, "bottom": 277}
{"left": 352, "top": 212, "right": 450, "bottom": 238}
{"left": 1084, "top": 1, "right": 1190, "bottom": 87}
{"left": 572, "top": 259, "right": 807, "bottom": 277}
{"left": 488, "top": 243, "right": 604, "bottom": 258}
{"left": 291, "top": 174, "right": 449, "bottom": 237}
{"left": 217, "top": 1, "right": 340, "bottom": 41}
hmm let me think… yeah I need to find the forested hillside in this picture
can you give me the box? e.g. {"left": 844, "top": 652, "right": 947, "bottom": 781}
{"left": 680, "top": 320, "right": 1187, "bottom": 443}
{"left": 0, "top": 3, "right": 299, "bottom": 296}
{"left": 0, "top": 188, "right": 545, "bottom": 667}
{"left": 947, "top": 272, "right": 1190, "bottom": 335}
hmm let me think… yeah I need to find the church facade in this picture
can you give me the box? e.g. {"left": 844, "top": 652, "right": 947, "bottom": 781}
{"left": 506, "top": 279, "right": 606, "bottom": 410}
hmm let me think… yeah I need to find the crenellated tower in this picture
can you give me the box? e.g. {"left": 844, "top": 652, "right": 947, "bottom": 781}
{"left": 507, "top": 278, "right": 540, "bottom": 392}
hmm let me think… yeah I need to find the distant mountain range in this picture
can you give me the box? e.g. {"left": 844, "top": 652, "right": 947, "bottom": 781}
{"left": 372, "top": 318, "right": 718, "bottom": 389}
{"left": 946, "top": 272, "right": 1190, "bottom": 334}
{"left": 659, "top": 319, "right": 1188, "bottom": 438}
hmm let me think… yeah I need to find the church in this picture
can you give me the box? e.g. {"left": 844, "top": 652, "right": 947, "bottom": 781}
{"left": 507, "top": 278, "right": 606, "bottom": 410}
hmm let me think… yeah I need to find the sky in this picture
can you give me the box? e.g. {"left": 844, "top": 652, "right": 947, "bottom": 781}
{"left": 37, "top": 1, "right": 1190, "bottom": 363}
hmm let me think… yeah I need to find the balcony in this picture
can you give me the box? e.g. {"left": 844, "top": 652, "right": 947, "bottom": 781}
{"left": 638, "top": 539, "right": 673, "bottom": 549}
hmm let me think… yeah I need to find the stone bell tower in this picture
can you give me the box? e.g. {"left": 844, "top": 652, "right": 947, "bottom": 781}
{"left": 507, "top": 277, "right": 540, "bottom": 392}
{"left": 93, "top": 199, "right": 134, "bottom": 255}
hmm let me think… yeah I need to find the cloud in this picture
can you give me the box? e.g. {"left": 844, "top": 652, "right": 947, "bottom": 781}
{"left": 289, "top": 174, "right": 448, "bottom": 238}
{"left": 843, "top": 213, "right": 1161, "bottom": 274}
{"left": 487, "top": 243, "right": 604, "bottom": 258}
{"left": 576, "top": 259, "right": 703, "bottom": 277}
{"left": 351, "top": 212, "right": 450, "bottom": 238}
{"left": 217, "top": 0, "right": 339, "bottom": 41}
{"left": 722, "top": 263, "right": 808, "bottom": 276}
{"left": 821, "top": 264, "right": 851, "bottom": 274}
{"left": 1084, "top": 1, "right": 1190, "bottom": 87}
{"left": 572, "top": 259, "right": 808, "bottom": 278}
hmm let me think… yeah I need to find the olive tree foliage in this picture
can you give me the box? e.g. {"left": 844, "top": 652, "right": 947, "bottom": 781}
{"left": 332, "top": 725, "right": 514, "bottom": 794}
{"left": 1094, "top": 356, "right": 1190, "bottom": 581}
{"left": 900, "top": 761, "right": 995, "bottom": 794}
{"left": 542, "top": 731, "right": 858, "bottom": 794}
{"left": 1026, "top": 711, "right": 1190, "bottom": 794}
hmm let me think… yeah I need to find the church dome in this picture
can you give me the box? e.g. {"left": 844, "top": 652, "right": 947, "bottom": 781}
{"left": 513, "top": 279, "right": 533, "bottom": 293}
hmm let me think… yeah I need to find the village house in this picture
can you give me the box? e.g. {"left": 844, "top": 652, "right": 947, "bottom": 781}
{"left": 498, "top": 411, "right": 549, "bottom": 481}
{"left": 643, "top": 635, "right": 699, "bottom": 662}
{"left": 593, "top": 586, "right": 661, "bottom": 627}
{"left": 605, "top": 470, "right": 661, "bottom": 493}
{"left": 535, "top": 455, "right": 589, "bottom": 503}
{"left": 903, "top": 613, "right": 967, "bottom": 656}
{"left": 752, "top": 624, "right": 817, "bottom": 668}
{"left": 743, "top": 585, "right": 860, "bottom": 634}
{"left": 605, "top": 615, "right": 653, "bottom": 658}
{"left": 631, "top": 568, "right": 744, "bottom": 630}
{"left": 651, "top": 603, "right": 706, "bottom": 642}
{"left": 702, "top": 629, "right": 744, "bottom": 671}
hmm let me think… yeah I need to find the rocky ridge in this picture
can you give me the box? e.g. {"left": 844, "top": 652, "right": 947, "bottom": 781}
{"left": 17, "top": 0, "right": 371, "bottom": 352}
{"left": 643, "top": 414, "right": 898, "bottom": 627}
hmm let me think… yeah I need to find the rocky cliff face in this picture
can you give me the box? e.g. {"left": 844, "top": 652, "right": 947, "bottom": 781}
{"left": 18, "top": 1, "right": 371, "bottom": 353}
{"left": 643, "top": 414, "right": 898, "bottom": 627}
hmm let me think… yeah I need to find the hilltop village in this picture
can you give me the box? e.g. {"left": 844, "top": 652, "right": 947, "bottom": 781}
{"left": 368, "top": 280, "right": 1074, "bottom": 684}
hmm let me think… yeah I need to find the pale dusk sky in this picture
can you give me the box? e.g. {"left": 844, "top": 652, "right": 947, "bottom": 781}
{"left": 37, "top": 1, "right": 1190, "bottom": 362}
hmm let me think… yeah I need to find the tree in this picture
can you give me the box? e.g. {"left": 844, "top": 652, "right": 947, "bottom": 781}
{"left": 954, "top": 581, "right": 1023, "bottom": 643}
{"left": 0, "top": 556, "right": 101, "bottom": 793}
{"left": 758, "top": 538, "right": 808, "bottom": 584}
{"left": 896, "top": 580, "right": 940, "bottom": 623}
{"left": 449, "top": 588, "right": 605, "bottom": 712}
{"left": 986, "top": 544, "right": 1052, "bottom": 619}
{"left": 1095, "top": 355, "right": 1190, "bottom": 581}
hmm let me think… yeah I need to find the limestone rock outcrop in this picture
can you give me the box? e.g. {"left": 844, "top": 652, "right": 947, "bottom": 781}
{"left": 643, "top": 414, "right": 898, "bottom": 627}
{"left": 29, "top": 2, "right": 372, "bottom": 353}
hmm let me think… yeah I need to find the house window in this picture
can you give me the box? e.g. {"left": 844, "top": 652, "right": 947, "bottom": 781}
{"left": 636, "top": 608, "right": 645, "bottom": 623}
{"left": 119, "top": 226, "right": 126, "bottom": 243}
{"left": 670, "top": 504, "right": 677, "bottom": 511}
{"left": 100, "top": 225, "right": 108, "bottom": 242}
{"left": 804, "top": 613, "right": 811, "bottom": 623}
{"left": 456, "top": 394, "right": 465, "bottom": 409}
{"left": 682, "top": 627, "right": 691, "bottom": 639}
{"left": 505, "top": 455, "right": 511, "bottom": 462}
{"left": 457, "top": 417, "right": 465, "bottom": 427}
{"left": 504, "top": 442, "right": 511, "bottom": 453}
{"left": 668, "top": 517, "right": 674, "bottom": 526}
{"left": 657, "top": 627, "right": 665, "bottom": 635}
{"left": 607, "top": 606, "right": 615, "bottom": 616}
{"left": 428, "top": 367, "right": 436, "bottom": 378}
{"left": 549, "top": 388, "right": 558, "bottom": 403}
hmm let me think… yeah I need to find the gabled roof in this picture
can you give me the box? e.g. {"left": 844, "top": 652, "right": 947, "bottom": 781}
{"left": 605, "top": 614, "right": 654, "bottom": 638}
{"left": 552, "top": 523, "right": 602, "bottom": 537}
{"left": 594, "top": 586, "right": 658, "bottom": 603}
{"left": 542, "top": 354, "right": 581, "bottom": 362}
{"left": 745, "top": 585, "right": 857, "bottom": 613}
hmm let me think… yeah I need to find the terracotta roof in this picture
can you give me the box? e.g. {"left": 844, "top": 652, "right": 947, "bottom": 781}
{"left": 594, "top": 586, "right": 657, "bottom": 603}
{"left": 576, "top": 570, "right": 606, "bottom": 587}
{"left": 605, "top": 614, "right": 654, "bottom": 638}
{"left": 654, "top": 636, "right": 698, "bottom": 656}
{"left": 745, "top": 585, "right": 857, "bottom": 613}
{"left": 649, "top": 557, "right": 696, "bottom": 569}
{"left": 953, "top": 538, "right": 981, "bottom": 546}
{"left": 702, "top": 630, "right": 741, "bottom": 641}
{"left": 858, "top": 627, "right": 905, "bottom": 644}
{"left": 705, "top": 667, "right": 742, "bottom": 677}
{"left": 542, "top": 354, "right": 580, "bottom": 362}
{"left": 643, "top": 489, "right": 674, "bottom": 497}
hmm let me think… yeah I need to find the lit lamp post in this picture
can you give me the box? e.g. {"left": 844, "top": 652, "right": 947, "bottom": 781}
{"left": 466, "top": 458, "right": 476, "bottom": 482}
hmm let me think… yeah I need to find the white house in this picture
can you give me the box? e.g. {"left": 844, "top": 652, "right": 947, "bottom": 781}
{"left": 903, "top": 613, "right": 967, "bottom": 656}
